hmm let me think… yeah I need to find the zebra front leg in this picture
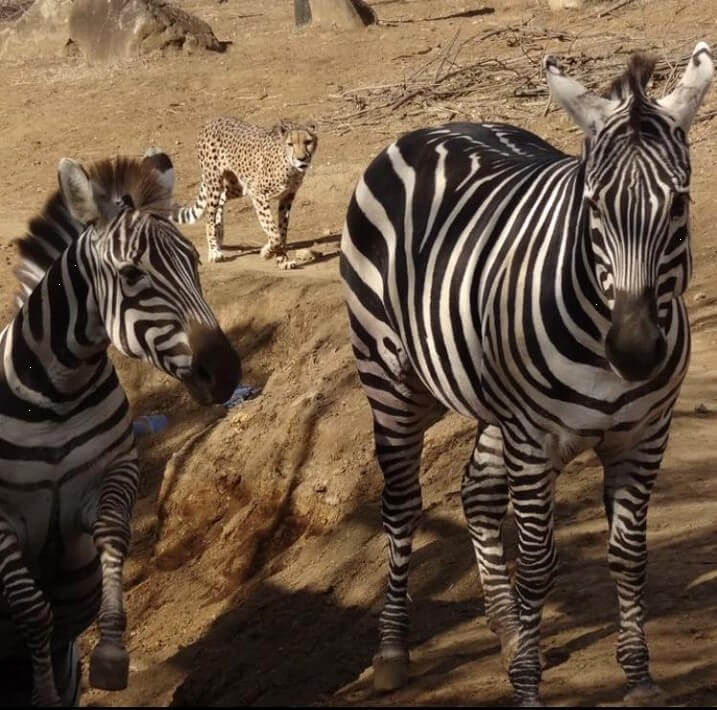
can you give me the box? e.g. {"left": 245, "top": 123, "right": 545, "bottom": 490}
{"left": 504, "top": 443, "right": 558, "bottom": 707}
{"left": 599, "top": 433, "right": 667, "bottom": 706}
{"left": 0, "top": 519, "right": 61, "bottom": 706}
{"left": 254, "top": 193, "right": 296, "bottom": 269}
{"left": 461, "top": 425, "right": 521, "bottom": 670}
{"left": 86, "top": 459, "right": 139, "bottom": 691}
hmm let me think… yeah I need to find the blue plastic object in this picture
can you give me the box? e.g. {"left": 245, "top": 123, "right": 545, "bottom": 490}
{"left": 132, "top": 414, "right": 170, "bottom": 437}
{"left": 224, "top": 384, "right": 260, "bottom": 409}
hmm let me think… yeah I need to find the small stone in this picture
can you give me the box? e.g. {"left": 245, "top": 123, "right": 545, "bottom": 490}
{"left": 695, "top": 403, "right": 711, "bottom": 415}
{"left": 694, "top": 292, "right": 707, "bottom": 302}
{"left": 294, "top": 248, "right": 321, "bottom": 264}
{"left": 314, "top": 482, "right": 327, "bottom": 493}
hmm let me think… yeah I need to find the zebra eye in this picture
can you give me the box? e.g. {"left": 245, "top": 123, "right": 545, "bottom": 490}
{"left": 119, "top": 265, "right": 145, "bottom": 286}
{"left": 670, "top": 193, "right": 689, "bottom": 220}
{"left": 666, "top": 227, "right": 688, "bottom": 253}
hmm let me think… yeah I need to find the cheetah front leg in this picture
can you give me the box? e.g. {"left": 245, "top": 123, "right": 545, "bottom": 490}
{"left": 277, "top": 189, "right": 297, "bottom": 252}
{"left": 203, "top": 175, "right": 227, "bottom": 264}
{"left": 252, "top": 193, "right": 296, "bottom": 270}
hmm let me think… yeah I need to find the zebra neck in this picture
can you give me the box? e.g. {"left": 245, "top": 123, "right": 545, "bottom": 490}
{"left": 1, "top": 238, "right": 114, "bottom": 415}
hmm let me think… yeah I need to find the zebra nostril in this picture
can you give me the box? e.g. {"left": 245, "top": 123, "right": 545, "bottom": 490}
{"left": 195, "top": 363, "right": 214, "bottom": 388}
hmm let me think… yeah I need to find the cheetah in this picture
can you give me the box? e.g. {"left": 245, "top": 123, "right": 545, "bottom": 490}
{"left": 173, "top": 116, "right": 318, "bottom": 268}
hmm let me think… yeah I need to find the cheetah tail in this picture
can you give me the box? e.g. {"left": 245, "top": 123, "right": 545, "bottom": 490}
{"left": 172, "top": 182, "right": 207, "bottom": 224}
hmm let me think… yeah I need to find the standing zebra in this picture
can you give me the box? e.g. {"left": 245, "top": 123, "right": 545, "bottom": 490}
{"left": 0, "top": 149, "right": 241, "bottom": 705}
{"left": 340, "top": 43, "right": 713, "bottom": 705}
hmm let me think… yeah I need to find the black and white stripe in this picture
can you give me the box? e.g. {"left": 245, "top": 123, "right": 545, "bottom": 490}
{"left": 0, "top": 149, "right": 240, "bottom": 705}
{"left": 340, "top": 43, "right": 713, "bottom": 705}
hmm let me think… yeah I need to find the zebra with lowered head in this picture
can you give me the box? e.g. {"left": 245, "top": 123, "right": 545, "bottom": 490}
{"left": 0, "top": 148, "right": 241, "bottom": 705}
{"left": 340, "top": 43, "right": 713, "bottom": 705}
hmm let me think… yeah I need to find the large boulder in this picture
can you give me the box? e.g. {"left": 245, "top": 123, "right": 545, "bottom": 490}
{"left": 69, "top": 0, "right": 230, "bottom": 61}
{"left": 0, "top": 0, "right": 73, "bottom": 61}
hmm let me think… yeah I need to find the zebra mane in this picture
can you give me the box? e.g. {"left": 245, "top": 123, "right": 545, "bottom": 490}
{"left": 12, "top": 156, "right": 172, "bottom": 311}
{"left": 607, "top": 54, "right": 658, "bottom": 137}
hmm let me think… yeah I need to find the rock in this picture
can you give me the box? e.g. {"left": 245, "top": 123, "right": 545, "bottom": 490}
{"left": 548, "top": 0, "right": 586, "bottom": 9}
{"left": 694, "top": 403, "right": 711, "bottom": 416}
{"left": 294, "top": 248, "right": 321, "bottom": 265}
{"left": 300, "top": 0, "right": 377, "bottom": 30}
{"left": 69, "top": 0, "right": 231, "bottom": 62}
{"left": 0, "top": 0, "right": 73, "bottom": 61}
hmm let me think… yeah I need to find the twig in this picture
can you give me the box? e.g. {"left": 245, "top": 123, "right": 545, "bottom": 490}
{"left": 583, "top": 0, "right": 639, "bottom": 21}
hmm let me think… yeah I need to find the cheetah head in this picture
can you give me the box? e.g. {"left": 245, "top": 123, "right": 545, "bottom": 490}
{"left": 275, "top": 120, "right": 318, "bottom": 173}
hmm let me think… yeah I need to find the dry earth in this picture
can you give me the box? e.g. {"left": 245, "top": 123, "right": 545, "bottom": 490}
{"left": 1, "top": 0, "right": 717, "bottom": 706}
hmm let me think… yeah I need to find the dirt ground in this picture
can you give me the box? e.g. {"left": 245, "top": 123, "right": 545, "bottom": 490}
{"left": 1, "top": 0, "right": 717, "bottom": 706}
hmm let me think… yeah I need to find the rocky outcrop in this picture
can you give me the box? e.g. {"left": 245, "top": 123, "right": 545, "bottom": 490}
{"left": 0, "top": 0, "right": 73, "bottom": 61}
{"left": 69, "top": 0, "right": 231, "bottom": 61}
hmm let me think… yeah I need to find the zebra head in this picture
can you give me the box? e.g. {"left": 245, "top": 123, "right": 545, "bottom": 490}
{"left": 545, "top": 42, "right": 713, "bottom": 381}
{"left": 56, "top": 150, "right": 241, "bottom": 405}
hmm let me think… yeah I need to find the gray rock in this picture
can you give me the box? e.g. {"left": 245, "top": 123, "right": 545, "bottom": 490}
{"left": 69, "top": 0, "right": 230, "bottom": 62}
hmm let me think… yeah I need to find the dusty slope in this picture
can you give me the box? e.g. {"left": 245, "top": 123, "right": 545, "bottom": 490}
{"left": 1, "top": 0, "right": 717, "bottom": 707}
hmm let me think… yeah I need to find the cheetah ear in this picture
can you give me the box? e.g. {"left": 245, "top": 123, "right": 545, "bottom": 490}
{"left": 273, "top": 120, "right": 290, "bottom": 137}
{"left": 305, "top": 121, "right": 318, "bottom": 135}
{"left": 58, "top": 158, "right": 116, "bottom": 226}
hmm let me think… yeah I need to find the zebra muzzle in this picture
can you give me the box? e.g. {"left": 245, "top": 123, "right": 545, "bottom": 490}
{"left": 605, "top": 290, "right": 667, "bottom": 382}
{"left": 184, "top": 322, "right": 241, "bottom": 405}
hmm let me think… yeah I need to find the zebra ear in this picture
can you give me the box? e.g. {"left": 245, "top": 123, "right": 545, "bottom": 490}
{"left": 57, "top": 158, "right": 111, "bottom": 225}
{"left": 543, "top": 55, "right": 618, "bottom": 137}
{"left": 142, "top": 146, "right": 176, "bottom": 198}
{"left": 657, "top": 41, "right": 714, "bottom": 132}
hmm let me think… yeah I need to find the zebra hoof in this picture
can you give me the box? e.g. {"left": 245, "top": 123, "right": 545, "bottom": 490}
{"left": 373, "top": 647, "right": 409, "bottom": 692}
{"left": 31, "top": 690, "right": 62, "bottom": 707}
{"left": 89, "top": 643, "right": 129, "bottom": 691}
{"left": 623, "top": 681, "right": 665, "bottom": 706}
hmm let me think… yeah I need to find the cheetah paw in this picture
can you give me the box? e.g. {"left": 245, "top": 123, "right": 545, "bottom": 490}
{"left": 259, "top": 244, "right": 275, "bottom": 260}
{"left": 277, "top": 256, "right": 297, "bottom": 270}
{"left": 207, "top": 248, "right": 226, "bottom": 263}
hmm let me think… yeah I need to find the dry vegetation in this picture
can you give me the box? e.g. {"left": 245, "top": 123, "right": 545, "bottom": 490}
{"left": 1, "top": 0, "right": 717, "bottom": 707}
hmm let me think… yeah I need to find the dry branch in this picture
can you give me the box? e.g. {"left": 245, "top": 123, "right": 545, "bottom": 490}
{"left": 322, "top": 20, "right": 708, "bottom": 135}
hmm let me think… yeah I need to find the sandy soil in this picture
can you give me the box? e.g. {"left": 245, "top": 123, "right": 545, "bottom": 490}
{"left": 1, "top": 0, "right": 717, "bottom": 706}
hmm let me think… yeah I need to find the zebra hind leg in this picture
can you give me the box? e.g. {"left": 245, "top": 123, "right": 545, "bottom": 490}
{"left": 87, "top": 460, "right": 139, "bottom": 691}
{"left": 0, "top": 519, "right": 61, "bottom": 706}
{"left": 461, "top": 425, "right": 522, "bottom": 669}
{"left": 359, "top": 362, "right": 442, "bottom": 692}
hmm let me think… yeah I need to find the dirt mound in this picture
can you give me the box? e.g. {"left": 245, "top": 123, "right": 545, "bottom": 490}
{"left": 69, "top": 0, "right": 230, "bottom": 61}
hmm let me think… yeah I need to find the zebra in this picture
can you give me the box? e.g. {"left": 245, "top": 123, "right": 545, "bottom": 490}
{"left": 340, "top": 42, "right": 713, "bottom": 706}
{"left": 0, "top": 148, "right": 241, "bottom": 705}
